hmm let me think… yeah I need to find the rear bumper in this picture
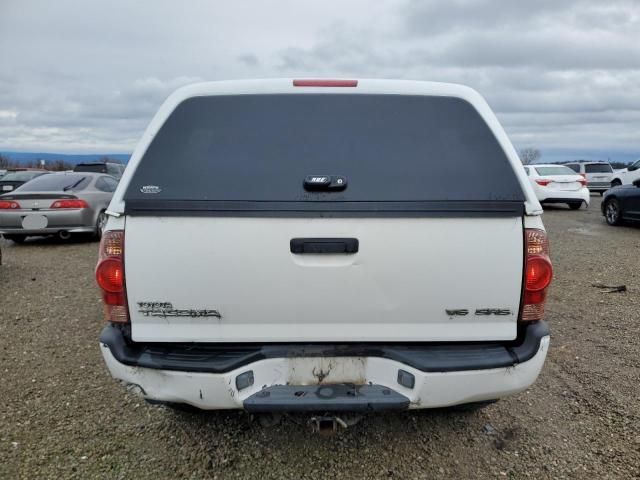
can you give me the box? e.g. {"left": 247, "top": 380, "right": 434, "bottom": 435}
{"left": 100, "top": 322, "right": 550, "bottom": 411}
{"left": 1, "top": 226, "right": 95, "bottom": 235}
{"left": 540, "top": 190, "right": 590, "bottom": 205}
{"left": 587, "top": 182, "right": 610, "bottom": 192}
{"left": 0, "top": 209, "right": 96, "bottom": 235}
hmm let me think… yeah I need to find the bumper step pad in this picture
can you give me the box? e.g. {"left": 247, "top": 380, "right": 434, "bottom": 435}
{"left": 243, "top": 384, "right": 410, "bottom": 413}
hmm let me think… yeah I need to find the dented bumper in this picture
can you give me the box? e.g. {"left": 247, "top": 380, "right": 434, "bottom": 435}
{"left": 99, "top": 323, "right": 549, "bottom": 411}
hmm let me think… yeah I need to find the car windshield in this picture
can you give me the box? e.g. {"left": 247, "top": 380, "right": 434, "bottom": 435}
{"left": 585, "top": 164, "right": 613, "bottom": 173}
{"left": 16, "top": 173, "right": 90, "bottom": 192}
{"left": 535, "top": 166, "right": 577, "bottom": 176}
{"left": 1, "top": 171, "right": 44, "bottom": 181}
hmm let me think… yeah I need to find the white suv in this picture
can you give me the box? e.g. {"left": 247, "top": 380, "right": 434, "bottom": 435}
{"left": 611, "top": 159, "right": 640, "bottom": 187}
{"left": 563, "top": 161, "right": 614, "bottom": 195}
{"left": 96, "top": 79, "right": 552, "bottom": 418}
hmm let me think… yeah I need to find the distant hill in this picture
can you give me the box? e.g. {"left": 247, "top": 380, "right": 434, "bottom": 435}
{"left": 0, "top": 151, "right": 130, "bottom": 166}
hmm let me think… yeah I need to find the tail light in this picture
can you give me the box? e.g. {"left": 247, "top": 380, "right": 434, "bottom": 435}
{"left": 96, "top": 230, "right": 129, "bottom": 323}
{"left": 0, "top": 200, "right": 20, "bottom": 209}
{"left": 578, "top": 178, "right": 587, "bottom": 186}
{"left": 50, "top": 199, "right": 89, "bottom": 209}
{"left": 293, "top": 79, "right": 358, "bottom": 87}
{"left": 520, "top": 229, "right": 553, "bottom": 322}
{"left": 535, "top": 179, "right": 551, "bottom": 186}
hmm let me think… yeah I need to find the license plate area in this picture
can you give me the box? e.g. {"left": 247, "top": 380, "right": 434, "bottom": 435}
{"left": 287, "top": 357, "right": 367, "bottom": 385}
{"left": 22, "top": 214, "right": 48, "bottom": 229}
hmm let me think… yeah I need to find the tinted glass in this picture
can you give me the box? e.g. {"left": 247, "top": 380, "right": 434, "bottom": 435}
{"left": 75, "top": 164, "right": 107, "bottom": 173}
{"left": 125, "top": 94, "right": 524, "bottom": 208}
{"left": 96, "top": 176, "right": 118, "bottom": 192}
{"left": 16, "top": 173, "right": 90, "bottom": 192}
{"left": 2, "top": 171, "right": 46, "bottom": 181}
{"left": 535, "top": 166, "right": 577, "bottom": 176}
{"left": 565, "top": 164, "right": 580, "bottom": 173}
{"left": 585, "top": 164, "right": 612, "bottom": 173}
{"left": 106, "top": 164, "right": 124, "bottom": 177}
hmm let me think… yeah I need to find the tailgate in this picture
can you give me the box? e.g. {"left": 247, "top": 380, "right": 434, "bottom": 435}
{"left": 125, "top": 216, "right": 523, "bottom": 342}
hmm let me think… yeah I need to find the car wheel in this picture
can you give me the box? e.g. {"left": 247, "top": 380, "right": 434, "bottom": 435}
{"left": 95, "top": 211, "right": 107, "bottom": 239}
{"left": 4, "top": 234, "right": 26, "bottom": 243}
{"left": 611, "top": 179, "right": 622, "bottom": 188}
{"left": 604, "top": 199, "right": 622, "bottom": 226}
{"left": 569, "top": 202, "right": 582, "bottom": 210}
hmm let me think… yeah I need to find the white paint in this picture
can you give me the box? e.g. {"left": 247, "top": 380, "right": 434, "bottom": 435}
{"left": 100, "top": 336, "right": 550, "bottom": 410}
{"left": 125, "top": 216, "right": 524, "bottom": 342}
{"left": 611, "top": 159, "right": 640, "bottom": 186}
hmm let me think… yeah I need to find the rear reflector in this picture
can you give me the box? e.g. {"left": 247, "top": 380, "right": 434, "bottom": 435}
{"left": 96, "top": 230, "right": 129, "bottom": 324}
{"left": 293, "top": 79, "right": 358, "bottom": 87}
{"left": 520, "top": 229, "right": 553, "bottom": 322}
{"left": 0, "top": 200, "right": 20, "bottom": 209}
{"left": 51, "top": 199, "right": 89, "bottom": 209}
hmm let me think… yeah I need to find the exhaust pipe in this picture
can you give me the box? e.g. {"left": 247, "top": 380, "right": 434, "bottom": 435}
{"left": 58, "top": 230, "right": 71, "bottom": 240}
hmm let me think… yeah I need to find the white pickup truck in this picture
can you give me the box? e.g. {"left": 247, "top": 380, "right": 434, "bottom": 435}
{"left": 97, "top": 79, "right": 552, "bottom": 418}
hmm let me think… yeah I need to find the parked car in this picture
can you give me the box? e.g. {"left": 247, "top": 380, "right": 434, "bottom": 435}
{"left": 0, "top": 171, "right": 117, "bottom": 242}
{"left": 97, "top": 79, "right": 552, "bottom": 419}
{"left": 0, "top": 169, "right": 50, "bottom": 192}
{"left": 524, "top": 164, "right": 590, "bottom": 209}
{"left": 563, "top": 161, "right": 614, "bottom": 195}
{"left": 0, "top": 169, "right": 7, "bottom": 179}
{"left": 602, "top": 179, "right": 640, "bottom": 225}
{"left": 73, "top": 162, "right": 125, "bottom": 180}
{"left": 611, "top": 158, "right": 640, "bottom": 187}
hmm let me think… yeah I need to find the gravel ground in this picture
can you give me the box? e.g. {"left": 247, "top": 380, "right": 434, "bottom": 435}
{"left": 1, "top": 196, "right": 639, "bottom": 479}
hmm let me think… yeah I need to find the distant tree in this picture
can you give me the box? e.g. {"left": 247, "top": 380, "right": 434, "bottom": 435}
{"left": 519, "top": 147, "right": 541, "bottom": 165}
{"left": 0, "top": 154, "right": 10, "bottom": 169}
{"left": 49, "top": 159, "right": 73, "bottom": 171}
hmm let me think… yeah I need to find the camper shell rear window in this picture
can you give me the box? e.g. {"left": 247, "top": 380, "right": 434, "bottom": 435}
{"left": 124, "top": 94, "right": 525, "bottom": 217}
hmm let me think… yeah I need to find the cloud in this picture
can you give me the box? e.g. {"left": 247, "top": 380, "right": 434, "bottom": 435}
{"left": 0, "top": 0, "right": 638, "bottom": 159}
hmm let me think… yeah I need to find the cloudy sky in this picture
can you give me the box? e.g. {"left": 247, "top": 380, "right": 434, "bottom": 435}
{"left": 0, "top": 0, "right": 639, "bottom": 162}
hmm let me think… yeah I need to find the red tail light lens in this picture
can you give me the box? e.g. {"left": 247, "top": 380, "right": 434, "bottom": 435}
{"left": 526, "top": 257, "right": 553, "bottom": 291}
{"left": 50, "top": 199, "right": 89, "bottom": 209}
{"left": 535, "top": 179, "right": 551, "bottom": 186}
{"left": 96, "top": 258, "right": 123, "bottom": 292}
{"left": 0, "top": 200, "right": 20, "bottom": 209}
{"left": 96, "top": 230, "right": 129, "bottom": 323}
{"left": 293, "top": 79, "right": 358, "bottom": 87}
{"left": 577, "top": 178, "right": 587, "bottom": 186}
{"left": 520, "top": 229, "right": 553, "bottom": 322}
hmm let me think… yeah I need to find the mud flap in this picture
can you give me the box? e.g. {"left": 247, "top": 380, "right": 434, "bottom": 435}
{"left": 243, "top": 384, "right": 410, "bottom": 413}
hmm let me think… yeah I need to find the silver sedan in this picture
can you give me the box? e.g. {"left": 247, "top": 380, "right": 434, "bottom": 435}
{"left": 0, "top": 172, "right": 117, "bottom": 242}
